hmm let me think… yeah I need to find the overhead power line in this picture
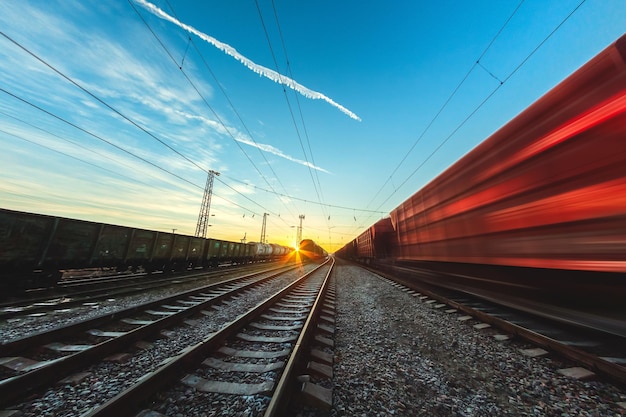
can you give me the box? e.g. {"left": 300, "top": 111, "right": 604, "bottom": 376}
{"left": 349, "top": 0, "right": 587, "bottom": 240}
{"left": 254, "top": 0, "right": 328, "bottom": 221}
{"left": 133, "top": 0, "right": 299, "bottom": 222}
{"left": 160, "top": 0, "right": 302, "bottom": 220}
{"left": 0, "top": 86, "right": 202, "bottom": 190}
{"left": 1, "top": 26, "right": 298, "bottom": 228}
{"left": 374, "top": 0, "right": 587, "bottom": 212}
{"left": 365, "top": 0, "right": 526, "bottom": 211}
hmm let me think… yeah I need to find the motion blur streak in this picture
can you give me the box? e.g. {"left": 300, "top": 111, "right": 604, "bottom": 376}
{"left": 338, "top": 35, "right": 626, "bottom": 283}
{"left": 511, "top": 91, "right": 626, "bottom": 173}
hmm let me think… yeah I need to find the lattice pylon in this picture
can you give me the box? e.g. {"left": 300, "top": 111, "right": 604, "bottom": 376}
{"left": 195, "top": 170, "right": 219, "bottom": 238}
{"left": 260, "top": 213, "right": 269, "bottom": 243}
{"left": 297, "top": 214, "right": 305, "bottom": 245}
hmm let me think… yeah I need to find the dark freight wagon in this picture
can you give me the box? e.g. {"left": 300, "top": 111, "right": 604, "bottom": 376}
{"left": 0, "top": 208, "right": 294, "bottom": 296}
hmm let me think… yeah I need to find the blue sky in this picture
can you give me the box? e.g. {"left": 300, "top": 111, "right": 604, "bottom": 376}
{"left": 1, "top": 0, "right": 624, "bottom": 252}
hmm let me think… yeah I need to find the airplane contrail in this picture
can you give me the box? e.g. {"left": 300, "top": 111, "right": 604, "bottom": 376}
{"left": 176, "top": 110, "right": 330, "bottom": 173}
{"left": 136, "top": 0, "right": 361, "bottom": 121}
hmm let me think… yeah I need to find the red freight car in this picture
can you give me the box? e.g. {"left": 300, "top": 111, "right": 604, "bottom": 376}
{"left": 390, "top": 35, "right": 626, "bottom": 273}
{"left": 356, "top": 218, "right": 395, "bottom": 264}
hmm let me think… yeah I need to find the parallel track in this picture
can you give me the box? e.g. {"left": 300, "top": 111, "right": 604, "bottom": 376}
{"left": 364, "top": 263, "right": 626, "bottom": 385}
{"left": 0, "top": 263, "right": 305, "bottom": 407}
{"left": 0, "top": 262, "right": 292, "bottom": 320}
{"left": 83, "top": 257, "right": 335, "bottom": 416}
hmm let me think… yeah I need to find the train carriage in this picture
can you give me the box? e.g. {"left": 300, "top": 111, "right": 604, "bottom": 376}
{"left": 205, "top": 238, "right": 223, "bottom": 267}
{"left": 0, "top": 208, "right": 295, "bottom": 295}
{"left": 0, "top": 210, "right": 53, "bottom": 271}
{"left": 299, "top": 239, "right": 328, "bottom": 262}
{"left": 187, "top": 237, "right": 206, "bottom": 269}
{"left": 355, "top": 217, "right": 394, "bottom": 264}
{"left": 232, "top": 242, "right": 244, "bottom": 264}
{"left": 125, "top": 229, "right": 157, "bottom": 267}
{"left": 337, "top": 35, "right": 626, "bottom": 306}
{"left": 43, "top": 217, "right": 100, "bottom": 271}
{"left": 389, "top": 34, "right": 626, "bottom": 273}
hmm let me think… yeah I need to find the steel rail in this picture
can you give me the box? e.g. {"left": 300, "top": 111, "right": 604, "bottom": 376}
{"left": 264, "top": 256, "right": 336, "bottom": 416}
{"left": 366, "top": 264, "right": 626, "bottom": 385}
{"left": 81, "top": 259, "right": 331, "bottom": 417}
{"left": 0, "top": 262, "right": 295, "bottom": 319}
{"left": 0, "top": 263, "right": 302, "bottom": 406}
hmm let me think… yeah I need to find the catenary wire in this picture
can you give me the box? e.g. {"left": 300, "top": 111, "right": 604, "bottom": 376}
{"left": 269, "top": 0, "right": 331, "bottom": 225}
{"left": 130, "top": 0, "right": 302, "bottom": 225}
{"left": 162, "top": 0, "right": 301, "bottom": 220}
{"left": 253, "top": 0, "right": 326, "bottom": 219}
{"left": 0, "top": 87, "right": 268, "bottom": 220}
{"left": 349, "top": 0, "right": 587, "bottom": 241}
{"left": 365, "top": 0, "right": 525, "bottom": 210}
{"left": 1, "top": 26, "right": 312, "bottom": 229}
{"left": 377, "top": 0, "right": 587, "bottom": 210}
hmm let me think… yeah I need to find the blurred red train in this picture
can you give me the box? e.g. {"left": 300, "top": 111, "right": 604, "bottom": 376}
{"left": 337, "top": 34, "right": 626, "bottom": 304}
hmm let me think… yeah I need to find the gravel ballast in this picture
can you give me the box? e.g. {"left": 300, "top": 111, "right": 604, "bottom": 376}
{"left": 300, "top": 263, "right": 625, "bottom": 416}
{"left": 3, "top": 261, "right": 625, "bottom": 416}
{"left": 0, "top": 265, "right": 298, "bottom": 343}
{"left": 2, "top": 265, "right": 316, "bottom": 416}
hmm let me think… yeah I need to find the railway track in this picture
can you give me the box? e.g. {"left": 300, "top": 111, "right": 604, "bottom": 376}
{"left": 0, "top": 261, "right": 325, "bottom": 412}
{"left": 83, "top": 257, "right": 335, "bottom": 416}
{"left": 0, "top": 262, "right": 290, "bottom": 320}
{"left": 367, "top": 264, "right": 626, "bottom": 386}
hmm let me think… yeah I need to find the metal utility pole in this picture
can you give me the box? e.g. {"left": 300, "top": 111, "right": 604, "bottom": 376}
{"left": 195, "top": 170, "right": 220, "bottom": 238}
{"left": 260, "top": 213, "right": 269, "bottom": 243}
{"left": 297, "top": 214, "right": 305, "bottom": 245}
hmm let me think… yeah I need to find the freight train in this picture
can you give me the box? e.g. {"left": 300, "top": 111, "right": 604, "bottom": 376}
{"left": 0, "top": 208, "right": 293, "bottom": 294}
{"left": 336, "top": 35, "right": 626, "bottom": 306}
{"left": 298, "top": 239, "right": 328, "bottom": 262}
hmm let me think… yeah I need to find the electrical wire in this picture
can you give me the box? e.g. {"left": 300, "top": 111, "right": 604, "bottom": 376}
{"left": 162, "top": 0, "right": 300, "bottom": 220}
{"left": 377, "top": 0, "right": 588, "bottom": 210}
{"left": 131, "top": 0, "right": 303, "bottom": 225}
{"left": 218, "top": 173, "right": 385, "bottom": 213}
{"left": 254, "top": 0, "right": 328, "bottom": 220}
{"left": 1, "top": 25, "right": 300, "bottom": 230}
{"left": 0, "top": 88, "right": 270, "bottom": 220}
{"left": 0, "top": 110, "right": 170, "bottom": 189}
{"left": 269, "top": 0, "right": 334, "bottom": 229}
{"left": 365, "top": 0, "right": 526, "bottom": 211}
{"left": 0, "top": 86, "right": 202, "bottom": 190}
{"left": 0, "top": 31, "right": 209, "bottom": 175}
{"left": 0, "top": 127, "right": 158, "bottom": 190}
{"left": 349, "top": 0, "right": 587, "bottom": 241}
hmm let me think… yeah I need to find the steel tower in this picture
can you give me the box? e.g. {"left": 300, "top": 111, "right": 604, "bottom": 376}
{"left": 195, "top": 170, "right": 219, "bottom": 238}
{"left": 260, "top": 213, "right": 269, "bottom": 243}
{"left": 297, "top": 214, "right": 305, "bottom": 245}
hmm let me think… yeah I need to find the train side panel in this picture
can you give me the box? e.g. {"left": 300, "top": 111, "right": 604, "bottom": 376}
{"left": 91, "top": 224, "right": 131, "bottom": 268}
{"left": 125, "top": 229, "right": 157, "bottom": 266}
{"left": 0, "top": 209, "right": 57, "bottom": 288}
{"left": 0, "top": 209, "right": 55, "bottom": 271}
{"left": 389, "top": 35, "right": 626, "bottom": 273}
{"left": 44, "top": 218, "right": 101, "bottom": 271}
{"left": 187, "top": 237, "right": 206, "bottom": 269}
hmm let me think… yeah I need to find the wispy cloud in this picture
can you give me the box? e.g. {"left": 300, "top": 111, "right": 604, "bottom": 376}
{"left": 175, "top": 110, "right": 330, "bottom": 173}
{"left": 135, "top": 0, "right": 361, "bottom": 122}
